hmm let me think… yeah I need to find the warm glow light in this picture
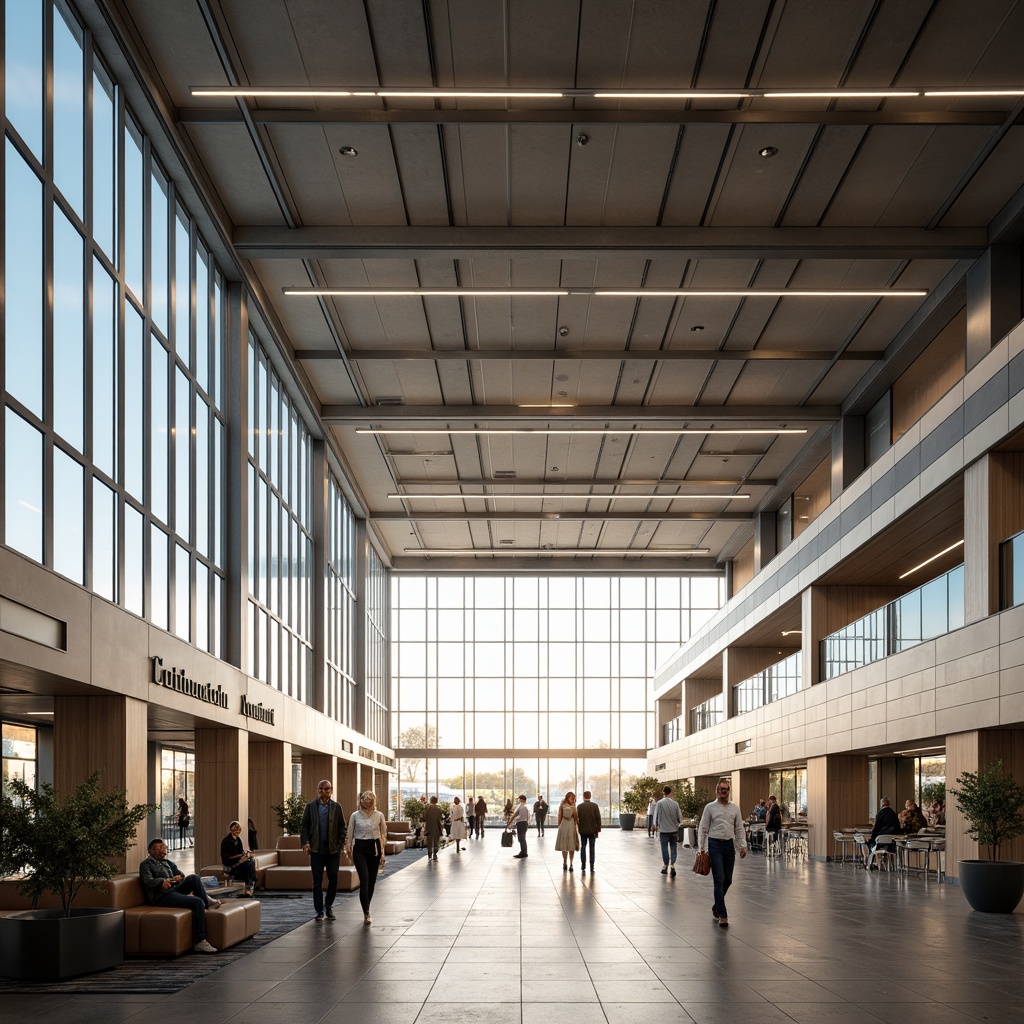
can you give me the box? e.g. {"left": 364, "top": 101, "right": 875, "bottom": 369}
{"left": 284, "top": 288, "right": 570, "bottom": 297}
{"left": 764, "top": 90, "right": 920, "bottom": 98}
{"left": 897, "top": 539, "right": 964, "bottom": 579}
{"left": 597, "top": 289, "right": 928, "bottom": 298}
{"left": 402, "top": 548, "right": 711, "bottom": 556}
{"left": 592, "top": 91, "right": 751, "bottom": 99}
{"left": 191, "top": 88, "right": 356, "bottom": 97}
{"left": 388, "top": 492, "right": 751, "bottom": 500}
{"left": 781, "top": 629, "right": 803, "bottom": 636}
{"left": 375, "top": 90, "right": 564, "bottom": 98}
{"left": 357, "top": 427, "right": 808, "bottom": 436}
{"left": 518, "top": 403, "right": 576, "bottom": 408}
{"left": 924, "top": 89, "right": 1024, "bottom": 97}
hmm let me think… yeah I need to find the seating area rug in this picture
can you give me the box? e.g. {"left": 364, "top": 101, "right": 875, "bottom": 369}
{"left": 0, "top": 846, "right": 431, "bottom": 994}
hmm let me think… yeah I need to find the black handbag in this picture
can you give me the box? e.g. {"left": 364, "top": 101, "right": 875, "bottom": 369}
{"left": 501, "top": 829, "right": 514, "bottom": 847}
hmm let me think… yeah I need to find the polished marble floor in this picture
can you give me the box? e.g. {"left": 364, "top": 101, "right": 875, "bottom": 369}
{"left": 4, "top": 829, "right": 1022, "bottom": 1024}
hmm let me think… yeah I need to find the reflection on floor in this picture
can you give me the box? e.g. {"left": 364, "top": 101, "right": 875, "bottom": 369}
{"left": 3, "top": 829, "right": 1021, "bottom": 1024}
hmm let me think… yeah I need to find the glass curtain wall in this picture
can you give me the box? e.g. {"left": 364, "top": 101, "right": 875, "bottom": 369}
{"left": 768, "top": 767, "right": 808, "bottom": 821}
{"left": 391, "top": 575, "right": 723, "bottom": 822}
{"left": 246, "top": 334, "right": 313, "bottom": 700}
{"left": 3, "top": 0, "right": 227, "bottom": 651}
{"left": 2, "top": 723, "right": 38, "bottom": 788}
{"left": 325, "top": 473, "right": 357, "bottom": 725}
{"left": 364, "top": 545, "right": 389, "bottom": 745}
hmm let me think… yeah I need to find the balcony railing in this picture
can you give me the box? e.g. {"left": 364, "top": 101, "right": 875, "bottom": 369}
{"left": 689, "top": 692, "right": 724, "bottom": 734}
{"left": 821, "top": 564, "right": 964, "bottom": 680}
{"left": 1001, "top": 529, "right": 1024, "bottom": 609}
{"left": 734, "top": 650, "right": 802, "bottom": 715}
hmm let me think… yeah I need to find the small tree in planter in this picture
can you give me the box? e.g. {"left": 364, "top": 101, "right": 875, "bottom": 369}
{"left": 271, "top": 792, "right": 307, "bottom": 836}
{"left": 621, "top": 774, "right": 661, "bottom": 829}
{"left": 672, "top": 780, "right": 711, "bottom": 823}
{"left": 0, "top": 771, "right": 155, "bottom": 979}
{"left": 948, "top": 759, "right": 1024, "bottom": 913}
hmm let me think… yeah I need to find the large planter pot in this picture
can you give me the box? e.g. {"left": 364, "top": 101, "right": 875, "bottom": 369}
{"left": 0, "top": 907, "right": 124, "bottom": 979}
{"left": 619, "top": 813, "right": 637, "bottom": 831}
{"left": 957, "top": 860, "right": 1024, "bottom": 914}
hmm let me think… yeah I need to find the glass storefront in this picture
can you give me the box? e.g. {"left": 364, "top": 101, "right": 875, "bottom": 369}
{"left": 159, "top": 747, "right": 195, "bottom": 850}
{"left": 2, "top": 723, "right": 37, "bottom": 788}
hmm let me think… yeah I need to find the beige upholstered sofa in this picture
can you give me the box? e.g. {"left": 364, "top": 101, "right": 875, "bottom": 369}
{"left": 201, "top": 835, "right": 359, "bottom": 892}
{"left": 0, "top": 875, "right": 260, "bottom": 956}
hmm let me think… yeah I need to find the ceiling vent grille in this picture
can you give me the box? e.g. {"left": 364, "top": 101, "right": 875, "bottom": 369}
{"left": 494, "top": 470, "right": 517, "bottom": 479}
{"left": 374, "top": 397, "right": 405, "bottom": 406}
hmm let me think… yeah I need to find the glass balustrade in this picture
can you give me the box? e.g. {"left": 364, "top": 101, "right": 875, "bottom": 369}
{"left": 689, "top": 693, "right": 724, "bottom": 734}
{"left": 821, "top": 564, "right": 964, "bottom": 680}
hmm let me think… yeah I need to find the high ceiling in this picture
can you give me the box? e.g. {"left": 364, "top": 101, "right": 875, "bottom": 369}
{"left": 98, "top": 0, "right": 1024, "bottom": 572}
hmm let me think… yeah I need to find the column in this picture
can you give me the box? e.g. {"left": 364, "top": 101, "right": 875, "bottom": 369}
{"left": 248, "top": 739, "right": 292, "bottom": 849}
{"left": 53, "top": 695, "right": 148, "bottom": 871}
{"left": 966, "top": 245, "right": 1022, "bottom": 371}
{"left": 302, "top": 753, "right": 338, "bottom": 801}
{"left": 831, "top": 416, "right": 865, "bottom": 501}
{"left": 336, "top": 759, "right": 359, "bottom": 818}
{"left": 945, "top": 728, "right": 1024, "bottom": 879}
{"left": 805, "top": 754, "right": 869, "bottom": 861}
{"left": 194, "top": 726, "right": 249, "bottom": 874}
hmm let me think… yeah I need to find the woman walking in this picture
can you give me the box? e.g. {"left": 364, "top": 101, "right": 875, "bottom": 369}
{"left": 346, "top": 790, "right": 388, "bottom": 924}
{"left": 450, "top": 796, "right": 468, "bottom": 852}
{"left": 555, "top": 791, "right": 580, "bottom": 872}
{"left": 177, "top": 797, "right": 191, "bottom": 848}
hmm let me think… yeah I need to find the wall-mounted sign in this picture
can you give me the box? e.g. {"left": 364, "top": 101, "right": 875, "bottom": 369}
{"left": 151, "top": 656, "right": 229, "bottom": 709}
{"left": 241, "top": 695, "right": 275, "bottom": 725}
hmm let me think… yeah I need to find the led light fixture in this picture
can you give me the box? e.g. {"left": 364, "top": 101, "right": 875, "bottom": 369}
{"left": 285, "top": 286, "right": 926, "bottom": 298}
{"left": 388, "top": 492, "right": 750, "bottom": 500}
{"left": 898, "top": 539, "right": 964, "bottom": 580}
{"left": 764, "top": 90, "right": 920, "bottom": 98}
{"left": 284, "top": 287, "right": 570, "bottom": 297}
{"left": 358, "top": 427, "right": 807, "bottom": 436}
{"left": 402, "top": 547, "right": 711, "bottom": 556}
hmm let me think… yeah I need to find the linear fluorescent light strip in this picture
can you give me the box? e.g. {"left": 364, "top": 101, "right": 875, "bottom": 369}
{"left": 402, "top": 548, "right": 711, "bottom": 556}
{"left": 388, "top": 492, "right": 750, "bottom": 500}
{"left": 192, "top": 87, "right": 1024, "bottom": 100}
{"left": 284, "top": 287, "right": 926, "bottom": 298}
{"left": 358, "top": 427, "right": 807, "bottom": 436}
{"left": 897, "top": 539, "right": 964, "bottom": 580}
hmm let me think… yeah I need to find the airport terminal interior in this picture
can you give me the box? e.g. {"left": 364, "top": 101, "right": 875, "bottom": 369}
{"left": 3, "top": 0, "right": 1024, "bottom": 1020}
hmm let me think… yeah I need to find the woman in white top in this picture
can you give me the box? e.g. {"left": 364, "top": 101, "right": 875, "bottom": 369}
{"left": 449, "top": 796, "right": 468, "bottom": 851}
{"left": 346, "top": 790, "right": 388, "bottom": 923}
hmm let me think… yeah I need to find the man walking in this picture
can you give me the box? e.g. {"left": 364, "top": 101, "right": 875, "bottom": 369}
{"left": 300, "top": 779, "right": 347, "bottom": 920}
{"left": 510, "top": 793, "right": 530, "bottom": 858}
{"left": 423, "top": 795, "right": 444, "bottom": 860}
{"left": 654, "top": 785, "right": 684, "bottom": 875}
{"left": 533, "top": 794, "right": 549, "bottom": 836}
{"left": 577, "top": 791, "right": 601, "bottom": 874}
{"left": 139, "top": 839, "right": 220, "bottom": 953}
{"left": 474, "top": 795, "right": 487, "bottom": 838}
{"left": 698, "top": 779, "right": 747, "bottom": 928}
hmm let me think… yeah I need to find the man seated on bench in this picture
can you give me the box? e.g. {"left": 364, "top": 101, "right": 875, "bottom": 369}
{"left": 139, "top": 838, "right": 221, "bottom": 954}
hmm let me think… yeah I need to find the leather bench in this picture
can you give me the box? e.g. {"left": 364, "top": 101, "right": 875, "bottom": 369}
{"left": 261, "top": 836, "right": 359, "bottom": 892}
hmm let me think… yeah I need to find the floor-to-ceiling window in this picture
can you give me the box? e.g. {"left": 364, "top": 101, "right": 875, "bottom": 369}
{"left": 159, "top": 746, "right": 194, "bottom": 850}
{"left": 391, "top": 574, "right": 723, "bottom": 822}
{"left": 3, "top": 0, "right": 228, "bottom": 652}
{"left": 2, "top": 723, "right": 38, "bottom": 788}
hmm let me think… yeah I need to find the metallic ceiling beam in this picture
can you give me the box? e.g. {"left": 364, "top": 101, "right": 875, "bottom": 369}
{"left": 389, "top": 556, "right": 721, "bottom": 572}
{"left": 179, "top": 106, "right": 1012, "bottom": 127}
{"left": 372, "top": 511, "right": 748, "bottom": 522}
{"left": 233, "top": 224, "right": 986, "bottom": 261}
{"left": 304, "top": 348, "right": 884, "bottom": 362}
{"left": 387, "top": 478, "right": 777, "bottom": 487}
{"left": 322, "top": 404, "right": 838, "bottom": 423}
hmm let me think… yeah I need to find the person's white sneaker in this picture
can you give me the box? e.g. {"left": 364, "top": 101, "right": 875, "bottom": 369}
{"left": 207, "top": 898, "right": 221, "bottom": 908}
{"left": 194, "top": 939, "right": 218, "bottom": 954}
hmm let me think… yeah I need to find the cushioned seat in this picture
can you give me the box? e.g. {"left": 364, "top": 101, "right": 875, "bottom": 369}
{"left": 206, "top": 899, "right": 261, "bottom": 950}
{"left": 261, "top": 837, "right": 359, "bottom": 892}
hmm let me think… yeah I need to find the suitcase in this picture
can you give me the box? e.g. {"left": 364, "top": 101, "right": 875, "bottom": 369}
{"left": 501, "top": 828, "right": 514, "bottom": 847}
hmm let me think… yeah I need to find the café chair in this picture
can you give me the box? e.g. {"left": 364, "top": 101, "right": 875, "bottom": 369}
{"left": 832, "top": 831, "right": 857, "bottom": 864}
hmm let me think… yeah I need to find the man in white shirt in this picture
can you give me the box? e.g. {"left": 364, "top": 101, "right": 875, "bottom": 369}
{"left": 698, "top": 779, "right": 747, "bottom": 928}
{"left": 510, "top": 794, "right": 531, "bottom": 858}
{"left": 654, "top": 785, "right": 684, "bottom": 876}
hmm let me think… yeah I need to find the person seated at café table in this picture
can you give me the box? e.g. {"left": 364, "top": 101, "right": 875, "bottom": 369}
{"left": 751, "top": 799, "right": 767, "bottom": 821}
{"left": 221, "top": 819, "right": 256, "bottom": 896}
{"left": 928, "top": 800, "right": 945, "bottom": 826}
{"left": 864, "top": 797, "right": 901, "bottom": 868}
{"left": 899, "top": 800, "right": 928, "bottom": 834}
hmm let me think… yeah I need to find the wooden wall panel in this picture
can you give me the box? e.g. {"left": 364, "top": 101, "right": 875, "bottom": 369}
{"left": 336, "top": 760, "right": 358, "bottom": 818}
{"left": 53, "top": 695, "right": 149, "bottom": 871}
{"left": 248, "top": 740, "right": 291, "bottom": 848}
{"left": 194, "top": 727, "right": 248, "bottom": 873}
{"left": 732, "top": 768, "right": 769, "bottom": 821}
{"left": 726, "top": 647, "right": 800, "bottom": 685}
{"left": 806, "top": 754, "right": 870, "bottom": 860}
{"left": 301, "top": 754, "right": 338, "bottom": 802}
{"left": 732, "top": 536, "right": 755, "bottom": 593}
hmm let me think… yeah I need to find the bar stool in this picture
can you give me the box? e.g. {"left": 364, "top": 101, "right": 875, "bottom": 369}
{"left": 832, "top": 831, "right": 856, "bottom": 864}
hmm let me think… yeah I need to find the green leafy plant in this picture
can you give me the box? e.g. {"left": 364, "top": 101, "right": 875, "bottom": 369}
{"left": 3, "top": 771, "right": 155, "bottom": 916}
{"left": 949, "top": 760, "right": 1024, "bottom": 861}
{"left": 621, "top": 774, "right": 661, "bottom": 815}
{"left": 271, "top": 792, "right": 306, "bottom": 835}
{"left": 921, "top": 781, "right": 945, "bottom": 805}
{"left": 403, "top": 796, "right": 426, "bottom": 827}
{"left": 670, "top": 780, "right": 711, "bottom": 821}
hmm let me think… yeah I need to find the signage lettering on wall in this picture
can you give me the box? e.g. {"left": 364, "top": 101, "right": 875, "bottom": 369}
{"left": 241, "top": 695, "right": 275, "bottom": 725}
{"left": 151, "top": 656, "right": 229, "bottom": 709}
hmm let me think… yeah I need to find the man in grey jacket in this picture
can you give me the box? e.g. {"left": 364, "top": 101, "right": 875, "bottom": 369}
{"left": 300, "top": 779, "right": 347, "bottom": 920}
{"left": 139, "top": 838, "right": 220, "bottom": 953}
{"left": 654, "top": 785, "right": 684, "bottom": 876}
{"left": 577, "top": 791, "right": 602, "bottom": 874}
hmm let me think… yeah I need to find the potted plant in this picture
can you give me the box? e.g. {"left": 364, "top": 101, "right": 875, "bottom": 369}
{"left": 948, "top": 759, "right": 1024, "bottom": 913}
{"left": 0, "top": 771, "right": 155, "bottom": 979}
{"left": 271, "top": 792, "right": 307, "bottom": 837}
{"left": 672, "top": 780, "right": 710, "bottom": 823}
{"left": 620, "top": 775, "right": 661, "bottom": 830}
{"left": 403, "top": 797, "right": 426, "bottom": 843}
